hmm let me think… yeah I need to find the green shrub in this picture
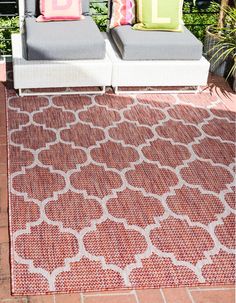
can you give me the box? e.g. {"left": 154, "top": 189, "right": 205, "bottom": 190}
{"left": 0, "top": 16, "right": 19, "bottom": 55}
{"left": 90, "top": 2, "right": 108, "bottom": 32}
{"left": 183, "top": 2, "right": 219, "bottom": 41}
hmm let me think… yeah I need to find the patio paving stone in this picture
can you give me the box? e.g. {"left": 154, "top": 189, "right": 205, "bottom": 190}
{"left": 191, "top": 288, "right": 235, "bottom": 303}
{"left": 54, "top": 293, "right": 81, "bottom": 303}
{"left": 136, "top": 289, "right": 164, "bottom": 302}
{"left": 28, "top": 295, "right": 55, "bottom": 303}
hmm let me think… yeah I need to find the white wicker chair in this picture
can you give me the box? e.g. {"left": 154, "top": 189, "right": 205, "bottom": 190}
{"left": 12, "top": 0, "right": 112, "bottom": 96}
{"left": 106, "top": 37, "right": 210, "bottom": 94}
{"left": 106, "top": 1, "right": 210, "bottom": 94}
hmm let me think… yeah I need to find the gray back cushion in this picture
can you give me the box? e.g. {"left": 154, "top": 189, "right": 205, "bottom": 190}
{"left": 24, "top": 0, "right": 39, "bottom": 16}
{"left": 24, "top": 0, "right": 90, "bottom": 16}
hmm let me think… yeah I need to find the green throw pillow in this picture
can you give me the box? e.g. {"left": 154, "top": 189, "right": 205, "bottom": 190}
{"left": 133, "top": 0, "right": 184, "bottom": 31}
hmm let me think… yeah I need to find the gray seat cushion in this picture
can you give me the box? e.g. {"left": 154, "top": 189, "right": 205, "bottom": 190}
{"left": 25, "top": 16, "right": 105, "bottom": 60}
{"left": 110, "top": 25, "right": 203, "bottom": 60}
{"left": 24, "top": 0, "right": 90, "bottom": 16}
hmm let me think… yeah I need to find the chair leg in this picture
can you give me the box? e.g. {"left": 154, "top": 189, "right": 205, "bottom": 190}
{"left": 113, "top": 86, "right": 119, "bottom": 95}
{"left": 18, "top": 89, "right": 23, "bottom": 97}
{"left": 195, "top": 86, "right": 202, "bottom": 94}
{"left": 100, "top": 86, "right": 106, "bottom": 94}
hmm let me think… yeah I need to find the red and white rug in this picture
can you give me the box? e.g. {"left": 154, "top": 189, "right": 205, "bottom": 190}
{"left": 6, "top": 87, "right": 236, "bottom": 295}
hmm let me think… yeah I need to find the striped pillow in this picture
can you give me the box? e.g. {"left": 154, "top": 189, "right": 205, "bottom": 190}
{"left": 110, "top": 0, "right": 135, "bottom": 29}
{"left": 133, "top": 0, "right": 184, "bottom": 31}
{"left": 37, "top": 0, "right": 84, "bottom": 22}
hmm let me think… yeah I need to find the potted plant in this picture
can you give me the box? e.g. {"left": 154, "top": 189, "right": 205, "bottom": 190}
{"left": 206, "top": 2, "right": 236, "bottom": 91}
{"left": 203, "top": 0, "right": 231, "bottom": 76}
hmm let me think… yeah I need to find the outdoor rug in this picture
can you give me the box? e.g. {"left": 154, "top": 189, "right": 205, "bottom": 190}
{"left": 6, "top": 86, "right": 236, "bottom": 295}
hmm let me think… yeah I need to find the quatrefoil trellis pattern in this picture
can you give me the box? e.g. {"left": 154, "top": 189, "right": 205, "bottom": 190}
{"left": 8, "top": 91, "right": 235, "bottom": 295}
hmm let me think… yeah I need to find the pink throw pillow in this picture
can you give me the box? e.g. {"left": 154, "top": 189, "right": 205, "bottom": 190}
{"left": 110, "top": 0, "right": 135, "bottom": 29}
{"left": 37, "top": 0, "right": 84, "bottom": 22}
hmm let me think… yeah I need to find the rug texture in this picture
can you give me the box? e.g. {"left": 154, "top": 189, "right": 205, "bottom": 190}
{"left": 6, "top": 88, "right": 236, "bottom": 295}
